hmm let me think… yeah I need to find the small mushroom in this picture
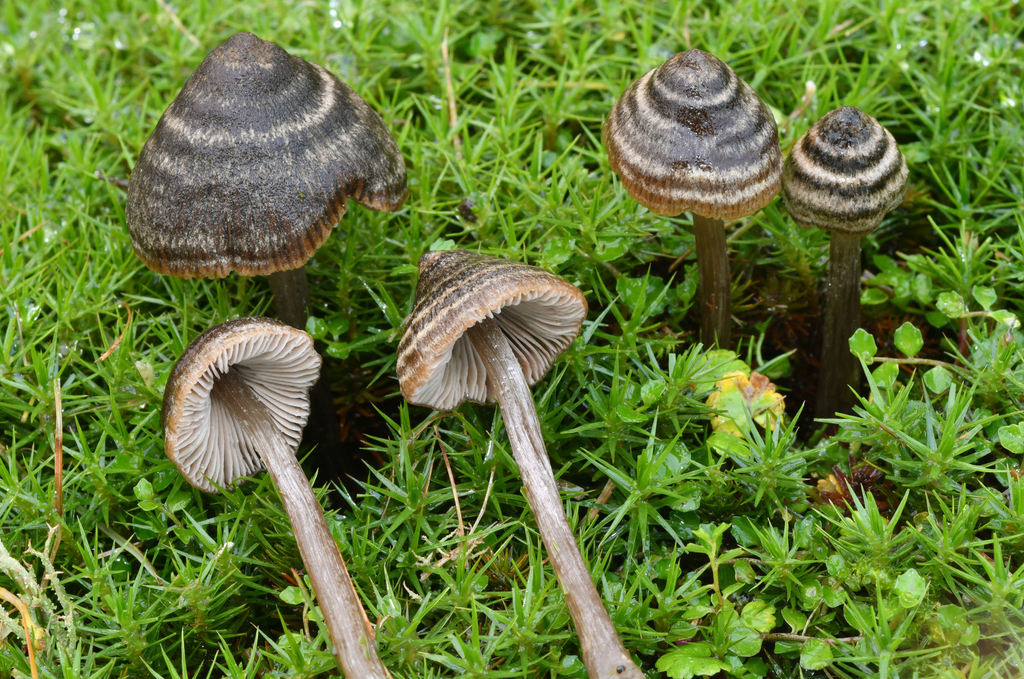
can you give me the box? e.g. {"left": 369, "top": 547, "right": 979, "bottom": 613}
{"left": 126, "top": 32, "right": 408, "bottom": 327}
{"left": 397, "top": 250, "right": 643, "bottom": 679}
{"left": 163, "top": 317, "right": 389, "bottom": 679}
{"left": 603, "top": 49, "right": 782, "bottom": 348}
{"left": 780, "top": 106, "right": 907, "bottom": 417}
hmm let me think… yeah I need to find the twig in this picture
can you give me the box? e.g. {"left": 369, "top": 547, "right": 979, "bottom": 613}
{"left": 762, "top": 632, "right": 863, "bottom": 645}
{"left": 441, "top": 28, "right": 463, "bottom": 158}
{"left": 525, "top": 79, "right": 609, "bottom": 91}
{"left": 869, "top": 356, "right": 971, "bottom": 379}
{"left": 469, "top": 462, "right": 496, "bottom": 535}
{"left": 291, "top": 568, "right": 313, "bottom": 642}
{"left": 587, "top": 480, "right": 616, "bottom": 521}
{"left": 0, "top": 588, "right": 41, "bottom": 679}
{"left": 828, "top": 18, "right": 855, "bottom": 36}
{"left": 97, "top": 301, "right": 132, "bottom": 362}
{"left": 682, "top": 8, "right": 691, "bottom": 49}
{"left": 93, "top": 170, "right": 130, "bottom": 192}
{"left": 435, "top": 425, "right": 464, "bottom": 538}
{"left": 53, "top": 378, "right": 63, "bottom": 517}
{"left": 155, "top": 0, "right": 200, "bottom": 47}
{"left": 0, "top": 221, "right": 47, "bottom": 258}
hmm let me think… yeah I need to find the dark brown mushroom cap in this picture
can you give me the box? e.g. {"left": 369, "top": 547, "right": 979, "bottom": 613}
{"left": 162, "top": 317, "right": 321, "bottom": 492}
{"left": 396, "top": 250, "right": 588, "bottom": 411}
{"left": 127, "top": 32, "right": 408, "bottom": 279}
{"left": 780, "top": 107, "right": 908, "bottom": 235}
{"left": 603, "top": 49, "right": 782, "bottom": 220}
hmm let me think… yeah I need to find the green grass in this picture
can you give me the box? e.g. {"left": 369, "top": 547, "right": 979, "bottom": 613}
{"left": 1, "top": 0, "right": 1023, "bottom": 677}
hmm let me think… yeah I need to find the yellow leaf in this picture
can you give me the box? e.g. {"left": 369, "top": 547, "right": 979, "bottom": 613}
{"left": 706, "top": 371, "right": 785, "bottom": 437}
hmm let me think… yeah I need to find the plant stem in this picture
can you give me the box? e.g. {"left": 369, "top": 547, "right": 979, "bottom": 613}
{"left": 467, "top": 319, "right": 642, "bottom": 679}
{"left": 693, "top": 215, "right": 731, "bottom": 348}
{"left": 211, "top": 370, "right": 388, "bottom": 679}
{"left": 817, "top": 232, "right": 862, "bottom": 418}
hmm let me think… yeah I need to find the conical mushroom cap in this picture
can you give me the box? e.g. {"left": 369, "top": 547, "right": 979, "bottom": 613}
{"left": 780, "top": 107, "right": 907, "bottom": 235}
{"left": 397, "top": 250, "right": 588, "bottom": 411}
{"left": 127, "top": 32, "right": 408, "bottom": 279}
{"left": 603, "top": 49, "right": 782, "bottom": 220}
{"left": 162, "top": 317, "right": 321, "bottom": 492}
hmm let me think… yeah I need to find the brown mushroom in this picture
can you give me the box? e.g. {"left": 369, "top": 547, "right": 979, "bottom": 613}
{"left": 603, "top": 49, "right": 782, "bottom": 348}
{"left": 780, "top": 107, "right": 907, "bottom": 417}
{"left": 397, "top": 250, "right": 643, "bottom": 679}
{"left": 163, "top": 317, "right": 389, "bottom": 679}
{"left": 126, "top": 31, "right": 407, "bottom": 327}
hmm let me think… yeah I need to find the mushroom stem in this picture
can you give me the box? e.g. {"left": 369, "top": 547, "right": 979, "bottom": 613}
{"left": 467, "top": 319, "right": 642, "bottom": 679}
{"left": 817, "top": 232, "right": 862, "bottom": 418}
{"left": 210, "top": 369, "right": 389, "bottom": 679}
{"left": 268, "top": 266, "right": 350, "bottom": 487}
{"left": 693, "top": 214, "right": 731, "bottom": 348}
{"left": 268, "top": 266, "right": 311, "bottom": 330}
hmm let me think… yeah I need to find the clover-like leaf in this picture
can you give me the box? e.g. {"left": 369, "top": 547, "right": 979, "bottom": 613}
{"left": 800, "top": 638, "right": 833, "bottom": 670}
{"left": 706, "top": 371, "right": 785, "bottom": 437}
{"left": 656, "top": 643, "right": 732, "bottom": 679}
{"left": 893, "top": 322, "right": 923, "bottom": 358}
{"left": 849, "top": 328, "right": 877, "bottom": 360}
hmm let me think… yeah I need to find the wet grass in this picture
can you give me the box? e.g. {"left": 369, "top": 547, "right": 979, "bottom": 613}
{"left": 1, "top": 0, "right": 1023, "bottom": 677}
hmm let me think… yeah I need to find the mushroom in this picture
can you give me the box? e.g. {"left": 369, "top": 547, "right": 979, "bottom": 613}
{"left": 780, "top": 107, "right": 907, "bottom": 417}
{"left": 397, "top": 250, "right": 643, "bottom": 679}
{"left": 163, "top": 317, "right": 389, "bottom": 679}
{"left": 126, "top": 31, "right": 408, "bottom": 328}
{"left": 127, "top": 31, "right": 407, "bottom": 474}
{"left": 603, "top": 49, "right": 782, "bottom": 348}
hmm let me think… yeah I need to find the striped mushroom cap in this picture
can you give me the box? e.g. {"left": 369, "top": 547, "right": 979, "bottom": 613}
{"left": 397, "top": 250, "right": 588, "bottom": 411}
{"left": 127, "top": 32, "right": 408, "bottom": 279}
{"left": 603, "top": 49, "right": 782, "bottom": 220}
{"left": 163, "top": 317, "right": 321, "bottom": 492}
{"left": 781, "top": 107, "right": 908, "bottom": 235}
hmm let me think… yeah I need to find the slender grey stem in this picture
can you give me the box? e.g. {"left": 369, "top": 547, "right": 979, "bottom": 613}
{"left": 467, "top": 319, "right": 642, "bottom": 679}
{"left": 211, "top": 370, "right": 389, "bottom": 679}
{"left": 693, "top": 214, "right": 731, "bottom": 348}
{"left": 267, "top": 266, "right": 348, "bottom": 485}
{"left": 268, "top": 266, "right": 311, "bottom": 330}
{"left": 817, "top": 232, "right": 862, "bottom": 418}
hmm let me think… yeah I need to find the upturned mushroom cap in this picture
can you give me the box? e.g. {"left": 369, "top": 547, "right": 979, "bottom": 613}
{"left": 163, "top": 317, "right": 321, "bottom": 492}
{"left": 781, "top": 107, "right": 908, "bottom": 235}
{"left": 396, "top": 250, "right": 588, "bottom": 411}
{"left": 603, "top": 49, "right": 782, "bottom": 220}
{"left": 127, "top": 32, "right": 408, "bottom": 279}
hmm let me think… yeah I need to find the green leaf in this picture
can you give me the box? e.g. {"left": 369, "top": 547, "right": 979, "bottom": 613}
{"left": 429, "top": 238, "right": 457, "bottom": 251}
{"left": 782, "top": 607, "right": 807, "bottom": 633}
{"left": 871, "top": 361, "right": 899, "bottom": 388}
{"left": 656, "top": 643, "right": 732, "bottom": 679}
{"left": 894, "top": 569, "right": 927, "bottom": 607}
{"left": 849, "top": 328, "right": 877, "bottom": 360}
{"left": 641, "top": 378, "right": 667, "bottom": 407}
{"left": 972, "top": 285, "right": 996, "bottom": 310}
{"left": 729, "top": 626, "right": 763, "bottom": 657}
{"left": 991, "top": 310, "right": 1020, "bottom": 329}
{"left": 924, "top": 366, "right": 952, "bottom": 393}
{"left": 305, "top": 316, "right": 328, "bottom": 340}
{"left": 800, "top": 638, "right": 833, "bottom": 670}
{"left": 279, "top": 586, "right": 304, "bottom": 606}
{"left": 893, "top": 322, "right": 924, "bottom": 358}
{"left": 936, "top": 291, "right": 965, "bottom": 318}
{"left": 740, "top": 600, "right": 776, "bottom": 633}
{"left": 734, "top": 560, "right": 756, "bottom": 584}
{"left": 998, "top": 424, "right": 1024, "bottom": 454}
{"left": 133, "top": 478, "right": 155, "bottom": 501}
{"left": 860, "top": 287, "right": 889, "bottom": 305}
{"left": 708, "top": 431, "right": 751, "bottom": 458}
{"left": 826, "top": 554, "right": 849, "bottom": 579}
